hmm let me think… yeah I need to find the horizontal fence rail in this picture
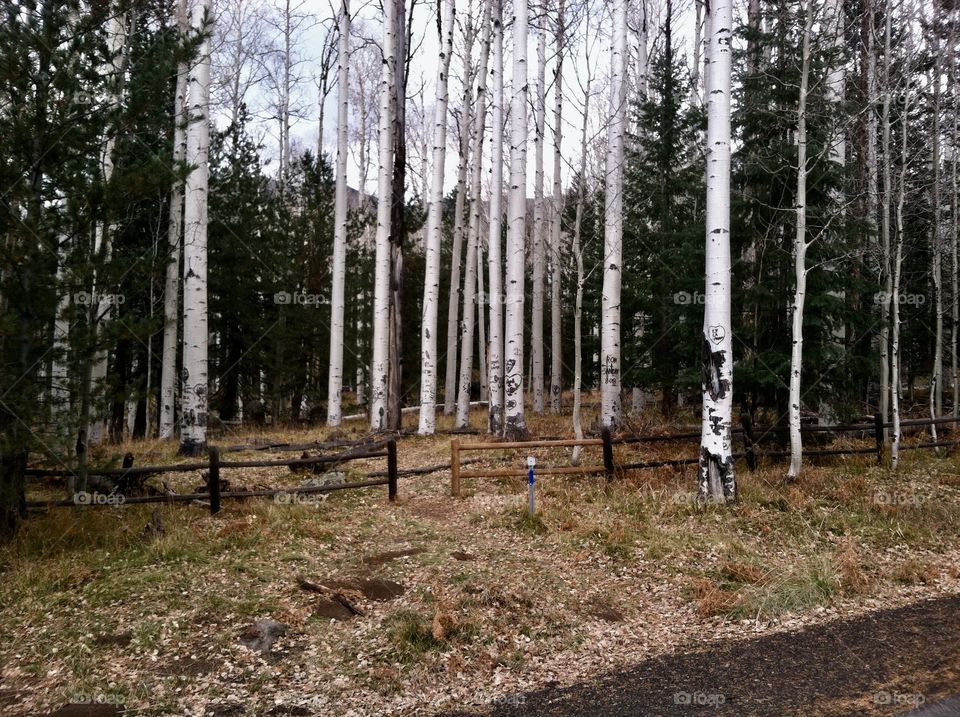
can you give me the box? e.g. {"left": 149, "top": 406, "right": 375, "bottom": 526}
{"left": 450, "top": 414, "right": 960, "bottom": 496}
{"left": 26, "top": 440, "right": 399, "bottom": 513}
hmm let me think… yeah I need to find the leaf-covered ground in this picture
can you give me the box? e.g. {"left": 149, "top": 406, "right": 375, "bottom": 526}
{"left": 3, "top": 410, "right": 960, "bottom": 716}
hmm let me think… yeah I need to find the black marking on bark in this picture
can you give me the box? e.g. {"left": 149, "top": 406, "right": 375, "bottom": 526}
{"left": 698, "top": 447, "right": 736, "bottom": 503}
{"left": 702, "top": 334, "right": 729, "bottom": 403}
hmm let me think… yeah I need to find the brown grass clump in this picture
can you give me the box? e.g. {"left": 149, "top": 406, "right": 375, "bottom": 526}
{"left": 721, "top": 561, "right": 766, "bottom": 585}
{"left": 689, "top": 577, "right": 740, "bottom": 617}
{"left": 891, "top": 559, "right": 940, "bottom": 586}
{"left": 431, "top": 585, "right": 458, "bottom": 641}
{"left": 832, "top": 539, "right": 872, "bottom": 595}
{"left": 830, "top": 475, "right": 871, "bottom": 503}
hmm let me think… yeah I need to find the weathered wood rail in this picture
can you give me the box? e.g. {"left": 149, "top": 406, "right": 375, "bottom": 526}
{"left": 449, "top": 414, "right": 960, "bottom": 496}
{"left": 26, "top": 440, "right": 399, "bottom": 513}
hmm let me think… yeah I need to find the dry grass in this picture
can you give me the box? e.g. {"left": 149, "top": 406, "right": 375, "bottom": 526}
{"left": 4, "top": 405, "right": 960, "bottom": 715}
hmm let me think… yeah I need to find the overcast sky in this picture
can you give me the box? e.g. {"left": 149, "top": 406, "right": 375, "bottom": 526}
{"left": 212, "top": 0, "right": 704, "bottom": 196}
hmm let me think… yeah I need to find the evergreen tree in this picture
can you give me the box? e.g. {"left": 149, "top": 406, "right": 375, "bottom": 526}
{"left": 623, "top": 7, "right": 704, "bottom": 417}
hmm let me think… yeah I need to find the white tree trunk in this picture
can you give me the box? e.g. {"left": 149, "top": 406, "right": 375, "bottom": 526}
{"left": 369, "top": 0, "right": 396, "bottom": 431}
{"left": 87, "top": 11, "right": 130, "bottom": 446}
{"left": 549, "top": 0, "right": 565, "bottom": 415}
{"left": 51, "top": 245, "right": 71, "bottom": 416}
{"left": 417, "top": 0, "right": 455, "bottom": 435}
{"left": 787, "top": 2, "right": 813, "bottom": 482}
{"left": 637, "top": 0, "right": 648, "bottom": 100}
{"left": 503, "top": 0, "right": 528, "bottom": 438}
{"left": 600, "top": 0, "right": 627, "bottom": 428}
{"left": 698, "top": 0, "right": 735, "bottom": 502}
{"left": 456, "top": 5, "right": 492, "bottom": 429}
{"left": 890, "top": 0, "right": 906, "bottom": 470}
{"left": 327, "top": 0, "right": 351, "bottom": 427}
{"left": 952, "top": 61, "right": 959, "bottom": 418}
{"left": 692, "top": 0, "right": 702, "bottom": 103}
{"left": 444, "top": 20, "right": 475, "bottom": 416}
{"left": 486, "top": 0, "right": 506, "bottom": 434}
{"left": 700, "top": 0, "right": 713, "bottom": 108}
{"left": 571, "top": 71, "right": 591, "bottom": 465}
{"left": 930, "top": 18, "right": 944, "bottom": 424}
{"left": 823, "top": 0, "right": 846, "bottom": 407}
{"left": 478, "top": 240, "right": 488, "bottom": 402}
{"left": 160, "top": 0, "right": 190, "bottom": 440}
{"left": 531, "top": 28, "right": 546, "bottom": 414}
{"left": 862, "top": 0, "right": 884, "bottom": 436}
{"left": 879, "top": 0, "right": 893, "bottom": 442}
{"left": 180, "top": 0, "right": 212, "bottom": 455}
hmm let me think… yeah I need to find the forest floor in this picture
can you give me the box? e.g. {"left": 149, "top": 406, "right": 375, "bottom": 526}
{"left": 3, "top": 406, "right": 960, "bottom": 716}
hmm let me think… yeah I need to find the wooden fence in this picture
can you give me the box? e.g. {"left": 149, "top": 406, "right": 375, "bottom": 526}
{"left": 449, "top": 414, "right": 960, "bottom": 497}
{"left": 25, "top": 439, "right": 399, "bottom": 513}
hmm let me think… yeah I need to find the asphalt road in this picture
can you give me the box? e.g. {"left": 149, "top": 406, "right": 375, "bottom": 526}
{"left": 443, "top": 594, "right": 960, "bottom": 717}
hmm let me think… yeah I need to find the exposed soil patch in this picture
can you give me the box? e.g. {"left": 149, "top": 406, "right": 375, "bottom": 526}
{"left": 158, "top": 657, "right": 217, "bottom": 677}
{"left": 311, "top": 576, "right": 406, "bottom": 601}
{"left": 313, "top": 597, "right": 359, "bottom": 620}
{"left": 409, "top": 497, "right": 456, "bottom": 520}
{"left": 584, "top": 600, "right": 624, "bottom": 623}
{"left": 90, "top": 633, "right": 131, "bottom": 648}
{"left": 264, "top": 706, "right": 313, "bottom": 716}
{"left": 446, "top": 594, "right": 960, "bottom": 716}
{"left": 451, "top": 551, "right": 476, "bottom": 561}
{"left": 42, "top": 706, "right": 124, "bottom": 717}
{"left": 362, "top": 548, "right": 426, "bottom": 566}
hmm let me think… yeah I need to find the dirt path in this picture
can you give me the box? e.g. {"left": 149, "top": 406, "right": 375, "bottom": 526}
{"left": 444, "top": 594, "right": 960, "bottom": 716}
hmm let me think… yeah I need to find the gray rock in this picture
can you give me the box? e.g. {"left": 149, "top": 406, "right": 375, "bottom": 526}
{"left": 239, "top": 618, "right": 288, "bottom": 653}
{"left": 298, "top": 471, "right": 346, "bottom": 489}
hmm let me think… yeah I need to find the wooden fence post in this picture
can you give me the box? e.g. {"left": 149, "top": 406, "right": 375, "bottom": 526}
{"left": 387, "top": 439, "right": 398, "bottom": 502}
{"left": 873, "top": 413, "right": 884, "bottom": 465}
{"left": 601, "top": 428, "right": 615, "bottom": 481}
{"left": 209, "top": 447, "right": 221, "bottom": 515}
{"left": 741, "top": 413, "right": 757, "bottom": 471}
{"left": 451, "top": 439, "right": 461, "bottom": 497}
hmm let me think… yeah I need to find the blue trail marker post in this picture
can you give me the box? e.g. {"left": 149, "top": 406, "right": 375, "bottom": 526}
{"left": 527, "top": 456, "right": 536, "bottom": 516}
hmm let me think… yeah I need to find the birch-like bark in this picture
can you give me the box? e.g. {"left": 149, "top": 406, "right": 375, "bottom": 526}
{"left": 549, "top": 0, "right": 565, "bottom": 415}
{"left": 443, "top": 18, "right": 475, "bottom": 415}
{"left": 180, "top": 0, "right": 213, "bottom": 455}
{"left": 456, "top": 5, "right": 492, "bottom": 428}
{"left": 385, "top": 0, "right": 408, "bottom": 431}
{"left": 701, "top": 0, "right": 712, "bottom": 108}
{"left": 698, "top": 0, "right": 735, "bottom": 502}
{"left": 862, "top": 0, "right": 884, "bottom": 437}
{"left": 824, "top": 0, "right": 846, "bottom": 381}
{"left": 692, "top": 0, "right": 703, "bottom": 104}
{"left": 370, "top": 0, "right": 396, "bottom": 431}
{"left": 879, "top": 0, "right": 893, "bottom": 441}
{"left": 952, "top": 60, "right": 959, "bottom": 418}
{"left": 160, "top": 0, "right": 190, "bottom": 440}
{"left": 51, "top": 244, "right": 70, "bottom": 416}
{"left": 888, "top": 0, "right": 903, "bottom": 469}
{"left": 571, "top": 76, "right": 590, "bottom": 465}
{"left": 787, "top": 2, "right": 813, "bottom": 482}
{"left": 486, "top": 0, "right": 506, "bottom": 434}
{"left": 417, "top": 0, "right": 455, "bottom": 435}
{"left": 930, "top": 12, "right": 944, "bottom": 426}
{"left": 503, "top": 0, "right": 528, "bottom": 438}
{"left": 277, "top": 0, "right": 294, "bottom": 193}
{"left": 85, "top": 11, "right": 130, "bottom": 447}
{"left": 531, "top": 27, "right": 546, "bottom": 414}
{"left": 477, "top": 240, "right": 488, "bottom": 402}
{"left": 327, "top": 0, "right": 351, "bottom": 427}
{"left": 600, "top": 0, "right": 627, "bottom": 428}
